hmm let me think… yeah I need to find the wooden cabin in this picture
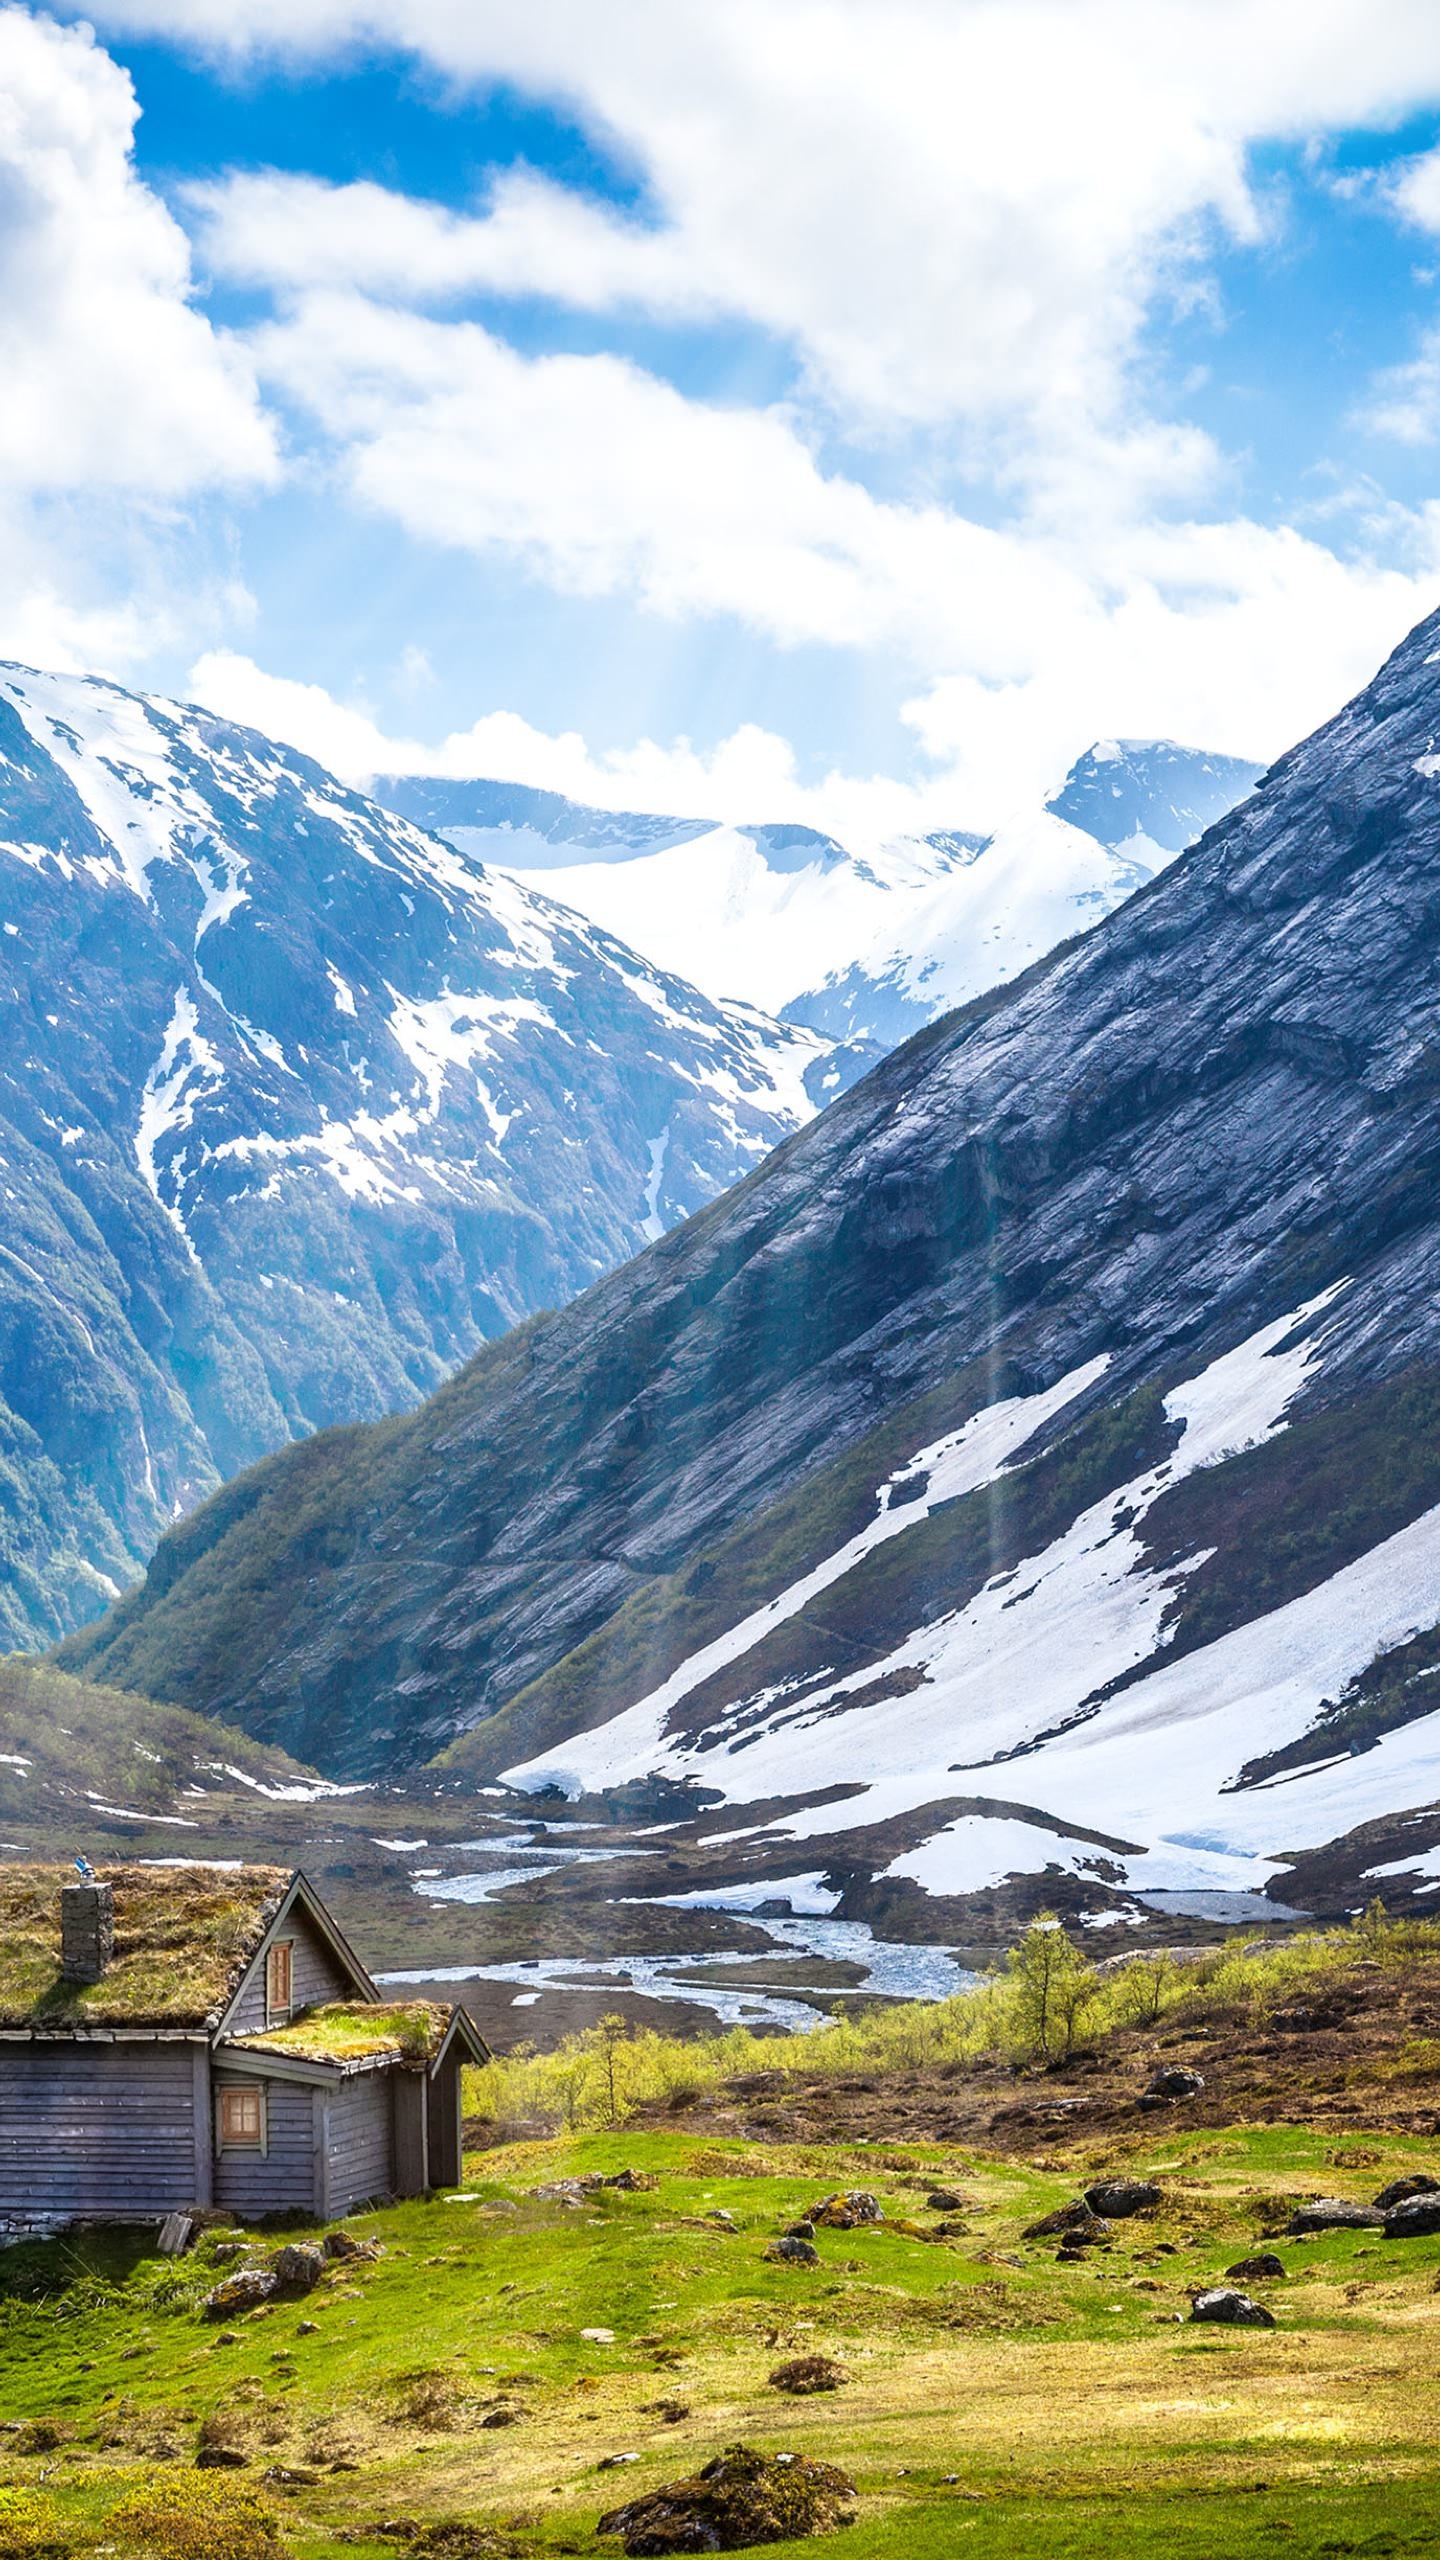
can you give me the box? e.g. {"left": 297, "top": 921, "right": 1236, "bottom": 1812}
{"left": 0, "top": 1863, "right": 489, "bottom": 2234}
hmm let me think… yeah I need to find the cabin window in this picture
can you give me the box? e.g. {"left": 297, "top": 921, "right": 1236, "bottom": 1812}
{"left": 218, "top": 2085, "right": 265, "bottom": 2152}
{"left": 265, "top": 1939, "right": 294, "bottom": 2026}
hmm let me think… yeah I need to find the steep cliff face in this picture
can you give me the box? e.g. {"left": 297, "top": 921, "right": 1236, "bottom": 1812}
{"left": 66, "top": 608, "right": 1440, "bottom": 1923}
{"left": 0, "top": 666, "right": 860, "bottom": 1647}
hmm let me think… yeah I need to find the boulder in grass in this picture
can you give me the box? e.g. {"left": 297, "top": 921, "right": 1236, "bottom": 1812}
{"left": 924, "top": 2189, "right": 972, "bottom": 2213}
{"left": 202, "top": 2267, "right": 279, "bottom": 2319}
{"left": 764, "top": 2236, "right": 819, "bottom": 2266}
{"left": 1226, "top": 2253, "right": 1286, "bottom": 2281}
{"left": 1023, "top": 2201, "right": 1110, "bottom": 2242}
{"left": 1084, "top": 2179, "right": 1161, "bottom": 2219}
{"left": 1189, "top": 2288, "right": 1275, "bottom": 2329}
{"left": 272, "top": 2242, "right": 326, "bottom": 2291}
{"left": 1285, "top": 2199, "right": 1384, "bottom": 2236}
{"left": 1373, "top": 2174, "right": 1440, "bottom": 2211}
{"left": 807, "top": 2191, "right": 883, "bottom": 2230}
{"left": 598, "top": 2442, "right": 857, "bottom": 2552}
{"left": 1384, "top": 2193, "right": 1440, "bottom": 2239}
{"left": 1141, "top": 2066, "right": 1205, "bottom": 2107}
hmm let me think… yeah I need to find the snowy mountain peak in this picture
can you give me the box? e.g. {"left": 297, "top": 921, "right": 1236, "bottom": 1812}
{"left": 1046, "top": 736, "right": 1263, "bottom": 860}
{"left": 378, "top": 740, "right": 1260, "bottom": 1043}
{"left": 0, "top": 664, "right": 868, "bottom": 1650}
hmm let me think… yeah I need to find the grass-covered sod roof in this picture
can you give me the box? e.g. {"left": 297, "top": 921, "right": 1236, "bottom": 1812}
{"left": 231, "top": 1999, "right": 453, "bottom": 2067}
{"left": 0, "top": 1861, "right": 289, "bottom": 2028}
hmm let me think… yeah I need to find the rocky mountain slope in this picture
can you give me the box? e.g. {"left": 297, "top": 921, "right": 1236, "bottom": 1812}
{"left": 0, "top": 666, "right": 862, "bottom": 1650}
{"left": 378, "top": 742, "right": 1259, "bottom": 1043}
{"left": 69, "top": 613, "right": 1440, "bottom": 1936}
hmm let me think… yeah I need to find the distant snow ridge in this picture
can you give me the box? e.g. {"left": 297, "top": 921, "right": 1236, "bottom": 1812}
{"left": 0, "top": 664, "right": 868, "bottom": 1649}
{"left": 378, "top": 741, "right": 1260, "bottom": 1045}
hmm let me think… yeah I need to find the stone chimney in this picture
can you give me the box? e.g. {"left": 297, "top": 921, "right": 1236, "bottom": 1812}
{"left": 60, "top": 1881, "right": 114, "bottom": 1985}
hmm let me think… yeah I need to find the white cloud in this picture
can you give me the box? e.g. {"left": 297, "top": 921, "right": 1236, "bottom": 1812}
{"left": 88, "top": 0, "right": 1440, "bottom": 457}
{"left": 0, "top": 7, "right": 276, "bottom": 497}
{"left": 0, "top": 6, "right": 277, "bottom": 671}
{"left": 229, "top": 285, "right": 1440, "bottom": 823}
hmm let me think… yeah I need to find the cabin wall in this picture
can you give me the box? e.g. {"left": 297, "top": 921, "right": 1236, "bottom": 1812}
{"left": 212, "top": 2073, "right": 317, "bottom": 2216}
{"left": 0, "top": 2042, "right": 203, "bottom": 2225}
{"left": 325, "top": 2071, "right": 393, "bottom": 2214}
{"left": 226, "top": 1905, "right": 356, "bottom": 2036}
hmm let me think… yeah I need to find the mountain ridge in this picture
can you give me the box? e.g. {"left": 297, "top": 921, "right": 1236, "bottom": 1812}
{"left": 67, "top": 611, "right": 1440, "bottom": 1929}
{"left": 0, "top": 663, "right": 867, "bottom": 1650}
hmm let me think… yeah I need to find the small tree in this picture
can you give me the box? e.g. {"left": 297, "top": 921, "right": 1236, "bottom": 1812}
{"left": 585, "top": 2012, "right": 632, "bottom": 2125}
{"left": 1004, "top": 1916, "right": 1095, "bottom": 2060}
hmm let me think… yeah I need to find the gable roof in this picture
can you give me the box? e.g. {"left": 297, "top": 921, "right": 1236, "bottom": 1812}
{"left": 0, "top": 1861, "right": 291, "bottom": 2030}
{"left": 212, "top": 1867, "right": 378, "bottom": 2034}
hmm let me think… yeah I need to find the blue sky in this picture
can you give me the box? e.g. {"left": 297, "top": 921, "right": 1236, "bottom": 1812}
{"left": 9, "top": 2, "right": 1440, "bottom": 837}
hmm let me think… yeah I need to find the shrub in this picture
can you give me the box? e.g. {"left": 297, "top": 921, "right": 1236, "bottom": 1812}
{"left": 105, "top": 2472, "right": 286, "bottom": 2559}
{"left": 0, "top": 2487, "right": 71, "bottom": 2559}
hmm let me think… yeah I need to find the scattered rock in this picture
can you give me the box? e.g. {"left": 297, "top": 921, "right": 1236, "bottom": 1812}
{"left": 272, "top": 2242, "right": 326, "bottom": 2291}
{"left": 1225, "top": 2254, "right": 1286, "bottom": 2281}
{"left": 264, "top": 2464, "right": 320, "bottom": 2487}
{"left": 323, "top": 2229, "right": 382, "bottom": 2262}
{"left": 768, "top": 2354, "right": 848, "bottom": 2395}
{"left": 1373, "top": 2174, "right": 1440, "bottom": 2211}
{"left": 924, "top": 2190, "right": 971, "bottom": 2213}
{"left": 642, "top": 2401, "right": 691, "bottom": 2424}
{"left": 598, "top": 2452, "right": 641, "bottom": 2470}
{"left": 1084, "top": 2179, "right": 1161, "bottom": 2219}
{"left": 208, "top": 2240, "right": 243, "bottom": 2265}
{"left": 1023, "top": 2202, "right": 1110, "bottom": 2242}
{"left": 1141, "top": 2066, "right": 1205, "bottom": 2107}
{"left": 764, "top": 2237, "right": 820, "bottom": 2266}
{"left": 296, "top": 2320, "right": 320, "bottom": 2337}
{"left": 195, "top": 2444, "right": 250, "bottom": 2469}
{"left": 598, "top": 2442, "right": 857, "bottom": 2552}
{"left": 1384, "top": 2194, "right": 1440, "bottom": 2239}
{"left": 1285, "top": 2200, "right": 1384, "bottom": 2235}
{"left": 1189, "top": 2288, "right": 1275, "bottom": 2329}
{"left": 480, "top": 2406, "right": 520, "bottom": 2429}
{"left": 807, "top": 2191, "right": 883, "bottom": 2229}
{"left": 582, "top": 2327, "right": 618, "bottom": 2344}
{"left": 706, "top": 2210, "right": 738, "bottom": 2231}
{"left": 783, "top": 2222, "right": 816, "bottom": 2242}
{"left": 202, "top": 2268, "right": 279, "bottom": 2320}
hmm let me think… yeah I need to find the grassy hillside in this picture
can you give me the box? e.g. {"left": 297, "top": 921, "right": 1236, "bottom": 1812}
{"left": 0, "top": 1655, "right": 325, "bottom": 1837}
{"left": 2, "top": 1920, "right": 1440, "bottom": 2557}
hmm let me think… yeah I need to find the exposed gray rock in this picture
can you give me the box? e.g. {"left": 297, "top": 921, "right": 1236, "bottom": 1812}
{"left": 1143, "top": 2068, "right": 1206, "bottom": 2106}
{"left": 271, "top": 2242, "right": 325, "bottom": 2291}
{"left": 1384, "top": 2194, "right": 1440, "bottom": 2238}
{"left": 1225, "top": 2253, "right": 1286, "bottom": 2281}
{"left": 1373, "top": 2174, "right": 1440, "bottom": 2210}
{"left": 1084, "top": 2179, "right": 1161, "bottom": 2218}
{"left": 764, "top": 2236, "right": 820, "bottom": 2265}
{"left": 1285, "top": 2200, "right": 1384, "bottom": 2235}
{"left": 1190, "top": 2288, "right": 1275, "bottom": 2329}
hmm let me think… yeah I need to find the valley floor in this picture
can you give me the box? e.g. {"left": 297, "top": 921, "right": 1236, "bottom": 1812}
{"left": 4, "top": 1955, "right": 1440, "bottom": 2558}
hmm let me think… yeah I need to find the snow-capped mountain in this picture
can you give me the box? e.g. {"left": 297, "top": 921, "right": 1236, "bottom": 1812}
{"left": 378, "top": 742, "right": 1259, "bottom": 1044}
{"left": 0, "top": 665, "right": 866, "bottom": 1650}
{"left": 71, "top": 608, "right": 1440, "bottom": 1931}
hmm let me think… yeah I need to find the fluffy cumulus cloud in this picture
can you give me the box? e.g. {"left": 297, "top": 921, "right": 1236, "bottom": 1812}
{"left": 30, "top": 0, "right": 1440, "bottom": 808}
{"left": 88, "top": 0, "right": 1440, "bottom": 445}
{"left": 0, "top": 5, "right": 276, "bottom": 664}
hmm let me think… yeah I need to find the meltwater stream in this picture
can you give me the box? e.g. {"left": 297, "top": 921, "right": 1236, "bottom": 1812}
{"left": 381, "top": 1831, "right": 977, "bottom": 2031}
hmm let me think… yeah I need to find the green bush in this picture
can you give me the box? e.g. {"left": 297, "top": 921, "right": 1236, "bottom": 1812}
{"left": 105, "top": 2472, "right": 286, "bottom": 2560}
